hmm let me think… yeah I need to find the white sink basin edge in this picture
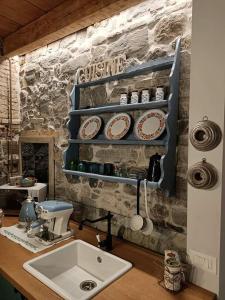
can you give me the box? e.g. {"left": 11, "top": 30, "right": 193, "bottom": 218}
{"left": 23, "top": 239, "right": 132, "bottom": 300}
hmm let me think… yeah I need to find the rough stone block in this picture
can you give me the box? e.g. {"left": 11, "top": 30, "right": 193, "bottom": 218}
{"left": 172, "top": 206, "right": 187, "bottom": 227}
{"left": 108, "top": 27, "right": 149, "bottom": 59}
{"left": 154, "top": 13, "right": 186, "bottom": 42}
{"left": 123, "top": 184, "right": 137, "bottom": 196}
{"left": 61, "top": 54, "right": 90, "bottom": 75}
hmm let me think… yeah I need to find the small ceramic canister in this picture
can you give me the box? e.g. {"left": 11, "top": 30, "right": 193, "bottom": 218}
{"left": 141, "top": 89, "right": 150, "bottom": 103}
{"left": 155, "top": 86, "right": 164, "bottom": 101}
{"left": 130, "top": 91, "right": 139, "bottom": 104}
{"left": 120, "top": 93, "right": 128, "bottom": 105}
{"left": 164, "top": 257, "right": 183, "bottom": 292}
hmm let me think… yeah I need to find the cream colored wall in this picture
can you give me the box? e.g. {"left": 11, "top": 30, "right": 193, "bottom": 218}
{"left": 188, "top": 0, "right": 225, "bottom": 296}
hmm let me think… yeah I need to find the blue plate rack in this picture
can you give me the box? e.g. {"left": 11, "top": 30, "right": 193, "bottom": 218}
{"left": 63, "top": 38, "right": 181, "bottom": 196}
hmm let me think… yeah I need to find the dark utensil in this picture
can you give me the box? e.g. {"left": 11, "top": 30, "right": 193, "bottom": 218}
{"left": 147, "top": 153, "right": 161, "bottom": 182}
{"left": 136, "top": 178, "right": 141, "bottom": 215}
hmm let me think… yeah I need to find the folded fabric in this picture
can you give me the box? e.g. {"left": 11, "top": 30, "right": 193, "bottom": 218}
{"left": 0, "top": 224, "right": 52, "bottom": 253}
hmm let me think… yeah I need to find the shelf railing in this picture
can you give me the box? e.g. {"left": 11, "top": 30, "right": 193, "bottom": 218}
{"left": 70, "top": 100, "right": 168, "bottom": 116}
{"left": 63, "top": 169, "right": 159, "bottom": 188}
{"left": 69, "top": 138, "right": 167, "bottom": 146}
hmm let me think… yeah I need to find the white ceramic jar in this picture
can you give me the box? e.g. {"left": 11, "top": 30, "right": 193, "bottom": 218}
{"left": 141, "top": 89, "right": 150, "bottom": 103}
{"left": 155, "top": 87, "right": 164, "bottom": 101}
{"left": 130, "top": 91, "right": 139, "bottom": 104}
{"left": 120, "top": 93, "right": 128, "bottom": 105}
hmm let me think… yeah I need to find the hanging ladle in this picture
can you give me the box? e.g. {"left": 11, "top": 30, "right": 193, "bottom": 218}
{"left": 130, "top": 178, "right": 144, "bottom": 231}
{"left": 130, "top": 179, "right": 154, "bottom": 235}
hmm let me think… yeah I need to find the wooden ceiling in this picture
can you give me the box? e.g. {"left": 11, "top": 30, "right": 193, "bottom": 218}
{"left": 0, "top": 0, "right": 144, "bottom": 57}
{"left": 0, "top": 0, "right": 65, "bottom": 38}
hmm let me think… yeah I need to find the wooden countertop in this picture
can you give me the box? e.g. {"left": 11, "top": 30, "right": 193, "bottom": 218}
{"left": 0, "top": 217, "right": 216, "bottom": 300}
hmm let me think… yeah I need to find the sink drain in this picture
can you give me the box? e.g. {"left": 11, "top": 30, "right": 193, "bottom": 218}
{"left": 80, "top": 280, "right": 97, "bottom": 291}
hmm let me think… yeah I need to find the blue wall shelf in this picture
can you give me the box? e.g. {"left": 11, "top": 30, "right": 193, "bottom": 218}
{"left": 63, "top": 38, "right": 181, "bottom": 197}
{"left": 70, "top": 100, "right": 168, "bottom": 115}
{"left": 68, "top": 138, "right": 167, "bottom": 146}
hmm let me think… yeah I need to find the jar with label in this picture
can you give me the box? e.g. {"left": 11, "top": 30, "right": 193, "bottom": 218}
{"left": 141, "top": 89, "right": 150, "bottom": 103}
{"left": 0, "top": 209, "right": 4, "bottom": 228}
{"left": 120, "top": 93, "right": 128, "bottom": 105}
{"left": 130, "top": 91, "right": 139, "bottom": 104}
{"left": 155, "top": 86, "right": 164, "bottom": 101}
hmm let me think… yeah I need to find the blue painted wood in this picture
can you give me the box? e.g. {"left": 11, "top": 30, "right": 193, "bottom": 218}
{"left": 63, "top": 169, "right": 159, "bottom": 189}
{"left": 69, "top": 138, "right": 167, "bottom": 146}
{"left": 64, "top": 38, "right": 181, "bottom": 196}
{"left": 158, "top": 37, "right": 181, "bottom": 197}
{"left": 70, "top": 100, "right": 168, "bottom": 115}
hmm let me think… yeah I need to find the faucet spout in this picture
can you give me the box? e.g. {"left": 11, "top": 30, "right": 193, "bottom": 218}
{"left": 78, "top": 211, "right": 113, "bottom": 251}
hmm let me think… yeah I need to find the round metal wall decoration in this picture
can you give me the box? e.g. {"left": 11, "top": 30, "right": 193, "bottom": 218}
{"left": 187, "top": 158, "right": 218, "bottom": 189}
{"left": 190, "top": 116, "right": 222, "bottom": 151}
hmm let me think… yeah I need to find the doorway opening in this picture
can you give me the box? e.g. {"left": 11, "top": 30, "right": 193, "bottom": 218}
{"left": 19, "top": 136, "right": 55, "bottom": 197}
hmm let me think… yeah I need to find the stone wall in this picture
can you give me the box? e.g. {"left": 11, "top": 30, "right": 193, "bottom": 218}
{"left": 0, "top": 58, "right": 20, "bottom": 184}
{"left": 19, "top": 0, "right": 192, "bottom": 257}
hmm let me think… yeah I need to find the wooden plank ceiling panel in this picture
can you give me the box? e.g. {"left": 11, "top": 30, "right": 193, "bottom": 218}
{"left": 0, "top": 15, "right": 20, "bottom": 37}
{"left": 4, "top": 0, "right": 144, "bottom": 57}
{"left": 0, "top": 0, "right": 44, "bottom": 26}
{"left": 25, "top": 0, "right": 65, "bottom": 12}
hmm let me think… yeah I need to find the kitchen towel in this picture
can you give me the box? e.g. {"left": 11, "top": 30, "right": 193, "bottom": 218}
{"left": 0, "top": 225, "right": 52, "bottom": 253}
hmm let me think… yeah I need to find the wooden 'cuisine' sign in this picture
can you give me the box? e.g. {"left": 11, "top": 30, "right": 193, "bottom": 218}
{"left": 77, "top": 54, "right": 126, "bottom": 84}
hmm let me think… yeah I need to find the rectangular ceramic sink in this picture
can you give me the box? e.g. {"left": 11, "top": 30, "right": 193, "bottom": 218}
{"left": 23, "top": 239, "right": 132, "bottom": 300}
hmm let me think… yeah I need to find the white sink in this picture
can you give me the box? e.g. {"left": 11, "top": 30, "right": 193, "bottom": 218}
{"left": 23, "top": 239, "right": 132, "bottom": 300}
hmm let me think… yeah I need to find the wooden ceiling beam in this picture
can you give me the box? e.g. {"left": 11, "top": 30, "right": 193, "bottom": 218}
{"left": 3, "top": 0, "right": 144, "bottom": 57}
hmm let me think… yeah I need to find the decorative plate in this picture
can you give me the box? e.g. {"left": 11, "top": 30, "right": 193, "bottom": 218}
{"left": 134, "top": 109, "right": 166, "bottom": 140}
{"left": 105, "top": 113, "right": 131, "bottom": 140}
{"left": 79, "top": 116, "right": 102, "bottom": 140}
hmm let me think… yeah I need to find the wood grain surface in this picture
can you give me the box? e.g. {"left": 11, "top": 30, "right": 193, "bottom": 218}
{"left": 0, "top": 217, "right": 216, "bottom": 300}
{"left": 0, "top": 0, "right": 65, "bottom": 38}
{"left": 3, "top": 0, "right": 144, "bottom": 56}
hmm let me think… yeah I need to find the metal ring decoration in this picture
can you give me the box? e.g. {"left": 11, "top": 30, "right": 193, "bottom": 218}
{"left": 187, "top": 158, "right": 218, "bottom": 189}
{"left": 190, "top": 116, "right": 222, "bottom": 151}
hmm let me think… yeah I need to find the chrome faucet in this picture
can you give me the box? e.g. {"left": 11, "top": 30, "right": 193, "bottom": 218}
{"left": 79, "top": 211, "right": 113, "bottom": 251}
